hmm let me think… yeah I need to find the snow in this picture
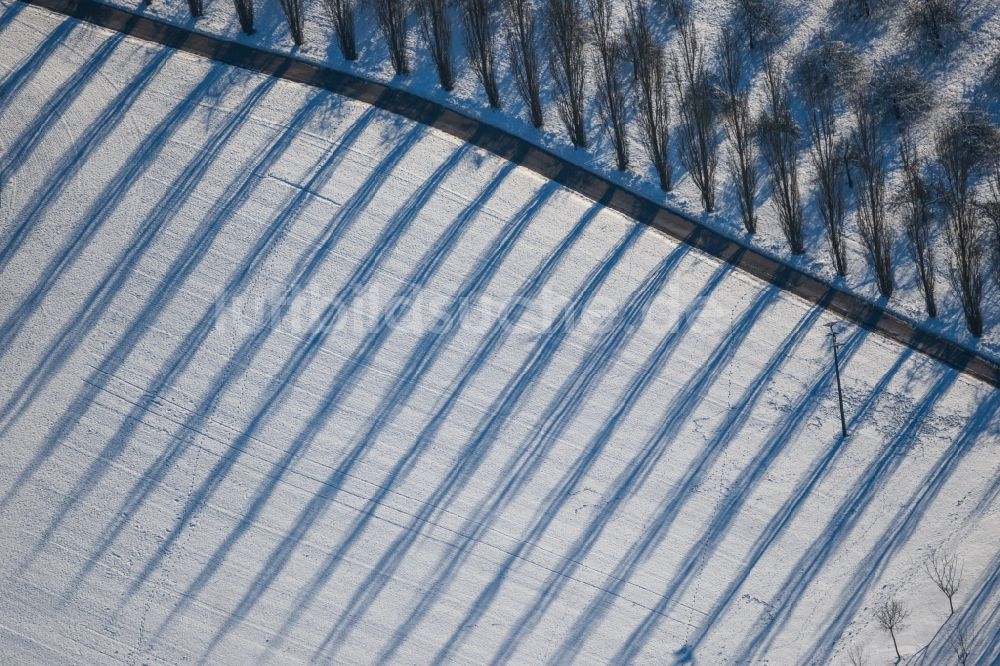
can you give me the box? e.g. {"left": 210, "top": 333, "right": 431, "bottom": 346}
{"left": 82, "top": 0, "right": 1000, "bottom": 364}
{"left": 0, "top": 2, "right": 998, "bottom": 664}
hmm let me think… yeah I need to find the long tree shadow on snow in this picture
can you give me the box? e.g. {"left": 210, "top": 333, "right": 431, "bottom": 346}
{"left": 679, "top": 344, "right": 917, "bottom": 660}
{"left": 0, "top": 59, "right": 243, "bottom": 442}
{"left": 730, "top": 365, "right": 962, "bottom": 663}
{"left": 251, "top": 179, "right": 582, "bottom": 662}
{"left": 0, "top": 14, "right": 150, "bottom": 277}
{"left": 15, "top": 82, "right": 338, "bottom": 575}
{"left": 387, "top": 239, "right": 695, "bottom": 665}
{"left": 550, "top": 283, "right": 833, "bottom": 666}
{"left": 156, "top": 134, "right": 522, "bottom": 651}
{"left": 311, "top": 202, "right": 645, "bottom": 663}
{"left": 62, "top": 100, "right": 407, "bottom": 595}
{"left": 121, "top": 122, "right": 461, "bottom": 604}
{"left": 496, "top": 287, "right": 829, "bottom": 666}
{"left": 805, "top": 387, "right": 1000, "bottom": 664}
{"left": 0, "top": 62, "right": 232, "bottom": 510}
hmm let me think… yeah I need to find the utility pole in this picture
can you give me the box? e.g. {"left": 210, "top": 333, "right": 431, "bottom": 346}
{"left": 826, "top": 322, "right": 848, "bottom": 438}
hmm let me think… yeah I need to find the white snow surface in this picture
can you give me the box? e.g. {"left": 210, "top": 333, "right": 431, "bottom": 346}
{"left": 0, "top": 4, "right": 999, "bottom": 665}
{"left": 88, "top": 0, "right": 1000, "bottom": 362}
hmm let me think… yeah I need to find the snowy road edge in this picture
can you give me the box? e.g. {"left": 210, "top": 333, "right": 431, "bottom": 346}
{"left": 15, "top": 0, "right": 1000, "bottom": 389}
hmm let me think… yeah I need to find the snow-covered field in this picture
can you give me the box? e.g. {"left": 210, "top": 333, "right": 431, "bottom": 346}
{"left": 86, "top": 0, "right": 1000, "bottom": 364}
{"left": 0, "top": 3, "right": 998, "bottom": 664}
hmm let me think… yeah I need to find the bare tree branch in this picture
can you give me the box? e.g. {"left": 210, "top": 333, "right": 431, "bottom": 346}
{"left": 374, "top": 0, "right": 411, "bottom": 75}
{"left": 674, "top": 21, "right": 720, "bottom": 211}
{"left": 896, "top": 129, "right": 938, "bottom": 317}
{"left": 324, "top": 0, "right": 357, "bottom": 59}
{"left": 461, "top": 0, "right": 501, "bottom": 107}
{"left": 852, "top": 83, "right": 894, "bottom": 297}
{"left": 874, "top": 596, "right": 909, "bottom": 661}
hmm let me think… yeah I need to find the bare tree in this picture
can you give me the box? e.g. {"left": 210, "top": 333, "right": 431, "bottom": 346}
{"left": 874, "top": 596, "right": 909, "bottom": 661}
{"left": 234, "top": 0, "right": 255, "bottom": 34}
{"left": 187, "top": 0, "right": 204, "bottom": 17}
{"left": 588, "top": 0, "right": 629, "bottom": 170}
{"left": 732, "top": 0, "right": 786, "bottom": 51}
{"left": 460, "top": 0, "right": 501, "bottom": 107}
{"left": 674, "top": 21, "right": 720, "bottom": 211}
{"left": 324, "top": 0, "right": 357, "bottom": 59}
{"left": 847, "top": 644, "right": 868, "bottom": 666}
{"left": 718, "top": 26, "right": 759, "bottom": 233}
{"left": 896, "top": 130, "right": 938, "bottom": 317}
{"left": 935, "top": 111, "right": 999, "bottom": 336}
{"left": 852, "top": 86, "right": 894, "bottom": 297}
{"left": 280, "top": 0, "right": 305, "bottom": 44}
{"left": 625, "top": 0, "right": 671, "bottom": 190}
{"left": 503, "top": 0, "right": 545, "bottom": 127}
{"left": 797, "top": 37, "right": 862, "bottom": 275}
{"left": 952, "top": 627, "right": 971, "bottom": 665}
{"left": 872, "top": 62, "right": 934, "bottom": 127}
{"left": 902, "top": 0, "right": 971, "bottom": 49}
{"left": 925, "top": 549, "right": 963, "bottom": 615}
{"left": 758, "top": 56, "right": 804, "bottom": 254}
{"left": 546, "top": 0, "right": 588, "bottom": 147}
{"left": 983, "top": 161, "right": 1000, "bottom": 290}
{"left": 374, "top": 0, "right": 411, "bottom": 75}
{"left": 416, "top": 0, "right": 454, "bottom": 90}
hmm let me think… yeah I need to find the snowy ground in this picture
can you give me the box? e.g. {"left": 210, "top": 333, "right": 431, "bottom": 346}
{"left": 86, "top": 0, "right": 1000, "bottom": 364}
{"left": 0, "top": 3, "right": 999, "bottom": 664}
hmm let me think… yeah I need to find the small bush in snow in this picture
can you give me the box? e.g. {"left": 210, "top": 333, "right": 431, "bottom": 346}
{"left": 324, "top": 0, "right": 357, "bottom": 59}
{"left": 718, "top": 26, "right": 759, "bottom": 233}
{"left": 625, "top": 0, "right": 671, "bottom": 190}
{"left": 872, "top": 62, "right": 934, "bottom": 126}
{"left": 758, "top": 56, "right": 804, "bottom": 254}
{"left": 460, "top": 0, "right": 501, "bottom": 108}
{"left": 416, "top": 0, "right": 454, "bottom": 91}
{"left": 895, "top": 130, "right": 938, "bottom": 317}
{"left": 503, "top": 0, "right": 545, "bottom": 127}
{"left": 902, "top": 0, "right": 971, "bottom": 49}
{"left": 795, "top": 35, "right": 866, "bottom": 100}
{"left": 873, "top": 596, "right": 909, "bottom": 662}
{"left": 924, "top": 548, "right": 963, "bottom": 615}
{"left": 373, "top": 0, "right": 411, "bottom": 75}
{"left": 545, "top": 0, "right": 589, "bottom": 147}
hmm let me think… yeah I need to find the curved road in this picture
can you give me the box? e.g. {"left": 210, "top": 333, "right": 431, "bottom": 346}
{"left": 16, "top": 0, "right": 1000, "bottom": 389}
